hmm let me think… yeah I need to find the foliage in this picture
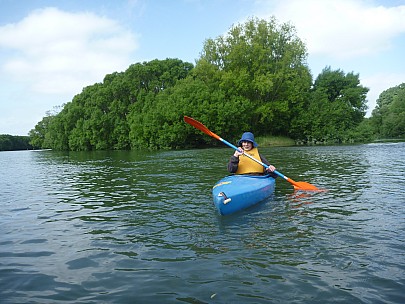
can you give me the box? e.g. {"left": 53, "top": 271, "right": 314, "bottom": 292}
{"left": 293, "top": 67, "right": 369, "bottom": 143}
{"left": 29, "top": 114, "right": 54, "bottom": 149}
{"left": 347, "top": 118, "right": 376, "bottom": 142}
{"left": 370, "top": 83, "right": 405, "bottom": 138}
{"left": 0, "top": 134, "right": 32, "bottom": 151}
{"left": 199, "top": 17, "right": 312, "bottom": 137}
{"left": 29, "top": 17, "right": 388, "bottom": 150}
{"left": 31, "top": 59, "right": 193, "bottom": 150}
{"left": 128, "top": 16, "right": 313, "bottom": 149}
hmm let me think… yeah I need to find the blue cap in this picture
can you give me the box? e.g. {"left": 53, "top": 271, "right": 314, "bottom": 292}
{"left": 237, "top": 132, "right": 258, "bottom": 147}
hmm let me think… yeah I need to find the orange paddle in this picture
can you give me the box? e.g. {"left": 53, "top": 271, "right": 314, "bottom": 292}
{"left": 184, "top": 116, "right": 321, "bottom": 191}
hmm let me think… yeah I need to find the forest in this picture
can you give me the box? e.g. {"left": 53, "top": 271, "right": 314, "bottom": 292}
{"left": 0, "top": 135, "right": 32, "bottom": 151}
{"left": 25, "top": 17, "right": 404, "bottom": 151}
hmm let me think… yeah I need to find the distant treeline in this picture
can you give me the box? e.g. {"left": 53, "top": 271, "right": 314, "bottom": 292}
{"left": 0, "top": 135, "right": 32, "bottom": 151}
{"left": 29, "top": 17, "right": 404, "bottom": 151}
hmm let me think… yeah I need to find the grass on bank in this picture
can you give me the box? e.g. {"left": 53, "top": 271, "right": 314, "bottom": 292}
{"left": 255, "top": 135, "right": 405, "bottom": 147}
{"left": 255, "top": 135, "right": 296, "bottom": 147}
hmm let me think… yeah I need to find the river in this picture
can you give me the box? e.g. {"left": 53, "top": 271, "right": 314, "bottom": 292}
{"left": 1, "top": 143, "right": 404, "bottom": 303}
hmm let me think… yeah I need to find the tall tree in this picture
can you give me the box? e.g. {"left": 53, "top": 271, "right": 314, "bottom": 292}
{"left": 198, "top": 17, "right": 312, "bottom": 136}
{"left": 297, "top": 67, "right": 369, "bottom": 142}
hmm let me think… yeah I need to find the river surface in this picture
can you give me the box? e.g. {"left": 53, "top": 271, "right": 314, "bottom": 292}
{"left": 1, "top": 143, "right": 404, "bottom": 303}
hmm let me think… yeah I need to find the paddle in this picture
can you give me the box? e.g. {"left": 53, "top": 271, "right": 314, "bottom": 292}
{"left": 184, "top": 116, "right": 320, "bottom": 191}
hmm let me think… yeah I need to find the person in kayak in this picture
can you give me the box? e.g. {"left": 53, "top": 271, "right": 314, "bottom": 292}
{"left": 228, "top": 132, "right": 277, "bottom": 177}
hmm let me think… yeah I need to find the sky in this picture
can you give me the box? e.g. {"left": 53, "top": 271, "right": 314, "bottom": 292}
{"left": 0, "top": 0, "right": 404, "bottom": 136}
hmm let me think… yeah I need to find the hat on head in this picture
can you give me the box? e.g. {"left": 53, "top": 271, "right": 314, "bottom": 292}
{"left": 238, "top": 132, "right": 258, "bottom": 147}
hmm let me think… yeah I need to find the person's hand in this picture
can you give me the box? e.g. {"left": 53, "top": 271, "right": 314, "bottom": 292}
{"left": 233, "top": 148, "right": 244, "bottom": 157}
{"left": 266, "top": 165, "right": 276, "bottom": 172}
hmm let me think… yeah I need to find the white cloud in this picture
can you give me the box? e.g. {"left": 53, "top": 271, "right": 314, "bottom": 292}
{"left": 256, "top": 0, "right": 405, "bottom": 59}
{"left": 0, "top": 7, "right": 139, "bottom": 95}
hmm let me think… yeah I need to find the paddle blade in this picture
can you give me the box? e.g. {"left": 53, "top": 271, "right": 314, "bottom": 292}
{"left": 184, "top": 116, "right": 221, "bottom": 140}
{"left": 292, "top": 181, "right": 322, "bottom": 191}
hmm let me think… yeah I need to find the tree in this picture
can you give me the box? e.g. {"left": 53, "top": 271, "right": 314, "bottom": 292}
{"left": 32, "top": 59, "right": 194, "bottom": 151}
{"left": 31, "top": 17, "right": 377, "bottom": 149}
{"left": 371, "top": 83, "right": 405, "bottom": 138}
{"left": 125, "top": 59, "right": 194, "bottom": 149}
{"left": 0, "top": 135, "right": 32, "bottom": 151}
{"left": 29, "top": 106, "right": 64, "bottom": 149}
{"left": 198, "top": 17, "right": 312, "bottom": 137}
{"left": 296, "top": 67, "right": 369, "bottom": 143}
{"left": 29, "top": 115, "right": 54, "bottom": 149}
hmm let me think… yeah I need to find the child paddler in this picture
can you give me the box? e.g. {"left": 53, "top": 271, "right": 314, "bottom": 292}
{"left": 228, "top": 132, "right": 277, "bottom": 178}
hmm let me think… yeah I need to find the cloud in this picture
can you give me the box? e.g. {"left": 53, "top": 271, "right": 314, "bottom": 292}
{"left": 256, "top": 0, "right": 405, "bottom": 59}
{"left": 0, "top": 7, "right": 139, "bottom": 95}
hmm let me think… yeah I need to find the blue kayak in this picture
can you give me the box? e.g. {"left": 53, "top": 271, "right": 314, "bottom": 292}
{"left": 212, "top": 174, "right": 276, "bottom": 215}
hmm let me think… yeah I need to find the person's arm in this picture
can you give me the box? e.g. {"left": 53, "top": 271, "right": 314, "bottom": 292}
{"left": 260, "top": 154, "right": 277, "bottom": 178}
{"left": 259, "top": 154, "right": 270, "bottom": 166}
{"left": 228, "top": 155, "right": 239, "bottom": 173}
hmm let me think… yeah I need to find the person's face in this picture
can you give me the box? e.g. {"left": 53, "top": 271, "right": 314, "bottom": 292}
{"left": 241, "top": 141, "right": 253, "bottom": 151}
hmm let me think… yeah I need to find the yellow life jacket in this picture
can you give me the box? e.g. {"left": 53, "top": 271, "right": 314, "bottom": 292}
{"left": 236, "top": 147, "right": 265, "bottom": 174}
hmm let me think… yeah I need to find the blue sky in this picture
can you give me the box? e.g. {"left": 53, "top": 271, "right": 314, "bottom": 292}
{"left": 1, "top": 0, "right": 404, "bottom": 136}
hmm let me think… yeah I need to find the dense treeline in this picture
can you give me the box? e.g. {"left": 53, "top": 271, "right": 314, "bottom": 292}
{"left": 30, "top": 58, "right": 194, "bottom": 150}
{"left": 29, "top": 17, "right": 403, "bottom": 151}
{"left": 0, "top": 135, "right": 32, "bottom": 151}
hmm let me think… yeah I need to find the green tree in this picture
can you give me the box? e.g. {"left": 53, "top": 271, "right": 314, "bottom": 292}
{"left": 348, "top": 118, "right": 375, "bottom": 142}
{"left": 32, "top": 17, "right": 379, "bottom": 150}
{"left": 126, "top": 59, "right": 194, "bottom": 149}
{"left": 0, "top": 134, "right": 32, "bottom": 151}
{"left": 32, "top": 59, "right": 193, "bottom": 151}
{"left": 371, "top": 83, "right": 405, "bottom": 138}
{"left": 29, "top": 115, "right": 54, "bottom": 149}
{"left": 129, "top": 17, "right": 312, "bottom": 149}
{"left": 29, "top": 106, "right": 63, "bottom": 149}
{"left": 297, "top": 67, "right": 369, "bottom": 143}
{"left": 198, "top": 17, "right": 312, "bottom": 137}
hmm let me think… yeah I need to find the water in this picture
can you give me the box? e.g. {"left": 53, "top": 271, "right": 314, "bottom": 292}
{"left": 1, "top": 143, "right": 404, "bottom": 303}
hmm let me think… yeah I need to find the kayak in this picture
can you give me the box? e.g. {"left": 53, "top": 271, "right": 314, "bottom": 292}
{"left": 212, "top": 174, "right": 276, "bottom": 215}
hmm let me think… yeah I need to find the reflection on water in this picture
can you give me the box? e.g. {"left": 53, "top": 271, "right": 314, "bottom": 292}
{"left": 1, "top": 144, "right": 404, "bottom": 303}
{"left": 287, "top": 191, "right": 315, "bottom": 208}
